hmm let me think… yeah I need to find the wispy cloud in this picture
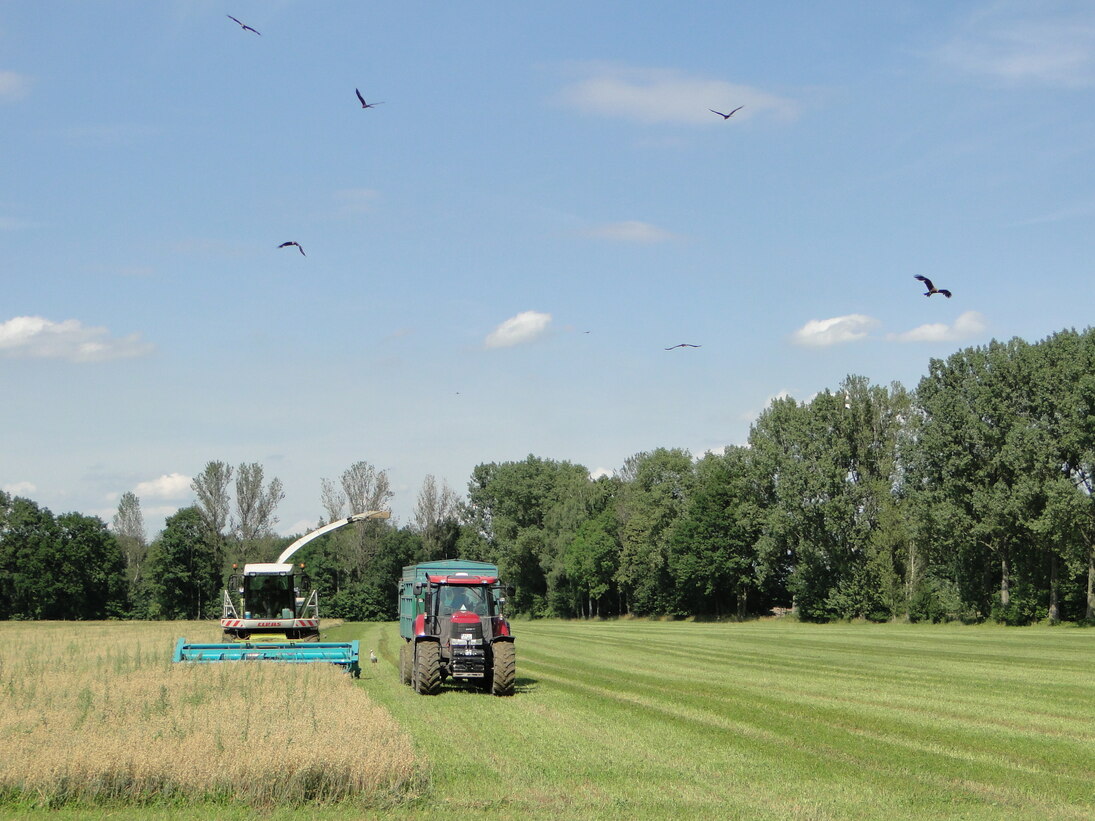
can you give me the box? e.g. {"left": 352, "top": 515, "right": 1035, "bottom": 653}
{"left": 2, "top": 480, "right": 37, "bottom": 496}
{"left": 887, "top": 310, "right": 987, "bottom": 343}
{"left": 0, "top": 71, "right": 30, "bottom": 102}
{"left": 333, "top": 188, "right": 381, "bottom": 215}
{"left": 556, "top": 63, "right": 798, "bottom": 124}
{"left": 791, "top": 314, "right": 880, "bottom": 347}
{"left": 485, "top": 310, "right": 552, "bottom": 349}
{"left": 0, "top": 215, "right": 37, "bottom": 231}
{"left": 738, "top": 389, "right": 797, "bottom": 422}
{"left": 580, "top": 220, "right": 678, "bottom": 243}
{"left": 937, "top": 4, "right": 1095, "bottom": 87}
{"left": 0, "top": 316, "right": 154, "bottom": 362}
{"left": 60, "top": 123, "right": 160, "bottom": 146}
{"left": 134, "top": 473, "right": 192, "bottom": 501}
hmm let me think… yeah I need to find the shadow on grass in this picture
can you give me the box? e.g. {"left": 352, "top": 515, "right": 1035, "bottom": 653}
{"left": 432, "top": 674, "right": 539, "bottom": 696}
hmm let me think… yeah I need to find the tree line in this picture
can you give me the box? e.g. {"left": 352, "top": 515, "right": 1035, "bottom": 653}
{"left": 2, "top": 327, "right": 1093, "bottom": 625}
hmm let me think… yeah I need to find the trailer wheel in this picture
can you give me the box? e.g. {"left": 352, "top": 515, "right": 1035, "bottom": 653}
{"left": 414, "top": 640, "right": 441, "bottom": 695}
{"left": 490, "top": 640, "right": 516, "bottom": 696}
{"left": 399, "top": 641, "right": 413, "bottom": 686}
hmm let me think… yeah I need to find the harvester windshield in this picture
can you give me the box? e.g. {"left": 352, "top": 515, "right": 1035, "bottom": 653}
{"left": 248, "top": 574, "right": 294, "bottom": 619}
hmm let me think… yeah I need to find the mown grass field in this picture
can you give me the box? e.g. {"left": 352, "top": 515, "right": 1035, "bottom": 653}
{"left": 341, "top": 619, "right": 1095, "bottom": 820}
{"left": 2, "top": 619, "right": 1094, "bottom": 820}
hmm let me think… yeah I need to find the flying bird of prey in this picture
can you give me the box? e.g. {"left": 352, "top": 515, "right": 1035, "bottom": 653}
{"left": 665, "top": 343, "right": 701, "bottom": 350}
{"left": 356, "top": 89, "right": 383, "bottom": 109}
{"left": 278, "top": 241, "right": 305, "bottom": 256}
{"left": 914, "top": 275, "right": 951, "bottom": 298}
{"left": 226, "top": 15, "right": 260, "bottom": 35}
{"left": 709, "top": 106, "right": 743, "bottom": 119}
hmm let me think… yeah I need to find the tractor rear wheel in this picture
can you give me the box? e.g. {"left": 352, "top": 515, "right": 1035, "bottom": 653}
{"left": 490, "top": 640, "right": 515, "bottom": 696}
{"left": 414, "top": 640, "right": 441, "bottom": 695}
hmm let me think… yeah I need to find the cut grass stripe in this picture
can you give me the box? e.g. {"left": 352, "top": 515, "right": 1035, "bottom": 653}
{"left": 337, "top": 619, "right": 1095, "bottom": 820}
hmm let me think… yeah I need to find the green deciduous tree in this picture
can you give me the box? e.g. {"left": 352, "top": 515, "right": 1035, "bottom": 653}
{"left": 0, "top": 496, "right": 126, "bottom": 619}
{"left": 666, "top": 446, "right": 760, "bottom": 618}
{"left": 144, "top": 506, "right": 222, "bottom": 619}
{"left": 614, "top": 448, "right": 694, "bottom": 615}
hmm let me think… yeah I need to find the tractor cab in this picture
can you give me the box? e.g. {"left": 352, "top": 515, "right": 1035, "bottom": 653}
{"left": 436, "top": 579, "right": 494, "bottom": 618}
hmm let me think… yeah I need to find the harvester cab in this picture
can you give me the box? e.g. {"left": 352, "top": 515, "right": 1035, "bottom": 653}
{"left": 174, "top": 510, "right": 391, "bottom": 676}
{"left": 399, "top": 560, "right": 516, "bottom": 696}
{"left": 221, "top": 561, "right": 317, "bottom": 642}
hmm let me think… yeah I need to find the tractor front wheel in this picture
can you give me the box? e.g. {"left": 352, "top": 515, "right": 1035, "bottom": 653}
{"left": 414, "top": 640, "right": 441, "bottom": 695}
{"left": 490, "top": 640, "right": 516, "bottom": 696}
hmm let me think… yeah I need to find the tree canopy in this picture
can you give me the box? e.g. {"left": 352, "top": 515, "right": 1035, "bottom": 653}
{"left": 5, "top": 326, "right": 1095, "bottom": 625}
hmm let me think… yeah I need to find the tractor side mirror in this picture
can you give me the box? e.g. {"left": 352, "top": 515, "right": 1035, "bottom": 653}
{"left": 413, "top": 582, "right": 424, "bottom": 596}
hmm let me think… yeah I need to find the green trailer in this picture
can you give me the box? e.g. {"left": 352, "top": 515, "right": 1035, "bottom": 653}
{"left": 398, "top": 560, "right": 515, "bottom": 695}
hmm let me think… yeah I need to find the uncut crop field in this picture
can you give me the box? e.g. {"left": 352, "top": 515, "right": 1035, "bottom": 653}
{"left": 342, "top": 618, "right": 1095, "bottom": 820}
{"left": 0, "top": 621, "right": 423, "bottom": 812}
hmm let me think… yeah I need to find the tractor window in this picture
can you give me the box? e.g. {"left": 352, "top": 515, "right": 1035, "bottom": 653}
{"left": 247, "top": 575, "right": 293, "bottom": 619}
{"left": 438, "top": 585, "right": 490, "bottom": 616}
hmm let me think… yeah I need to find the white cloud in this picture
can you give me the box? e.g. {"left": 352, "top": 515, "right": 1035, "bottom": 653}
{"left": 556, "top": 63, "right": 798, "bottom": 124}
{"left": 791, "top": 314, "right": 880, "bottom": 347}
{"left": 887, "top": 310, "right": 987, "bottom": 343}
{"left": 589, "top": 467, "right": 614, "bottom": 480}
{"left": 284, "top": 518, "right": 319, "bottom": 536}
{"left": 3, "top": 481, "right": 36, "bottom": 495}
{"left": 697, "top": 445, "right": 729, "bottom": 458}
{"left": 0, "top": 316, "right": 154, "bottom": 362}
{"left": 485, "top": 310, "right": 552, "bottom": 349}
{"left": 581, "top": 220, "right": 678, "bottom": 243}
{"left": 134, "top": 473, "right": 192, "bottom": 501}
{"left": 739, "top": 389, "right": 797, "bottom": 423}
{"left": 0, "top": 71, "right": 30, "bottom": 102}
{"left": 938, "top": 6, "right": 1095, "bottom": 87}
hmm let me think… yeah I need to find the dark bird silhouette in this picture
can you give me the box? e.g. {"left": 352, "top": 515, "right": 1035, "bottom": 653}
{"left": 709, "top": 106, "right": 743, "bottom": 119}
{"left": 665, "top": 343, "right": 701, "bottom": 350}
{"left": 226, "top": 15, "right": 260, "bottom": 35}
{"left": 914, "top": 275, "right": 951, "bottom": 298}
{"left": 356, "top": 89, "right": 383, "bottom": 109}
{"left": 278, "top": 241, "right": 305, "bottom": 256}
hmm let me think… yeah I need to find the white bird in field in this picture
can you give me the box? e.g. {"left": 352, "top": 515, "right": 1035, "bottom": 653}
{"left": 370, "top": 650, "right": 378, "bottom": 664}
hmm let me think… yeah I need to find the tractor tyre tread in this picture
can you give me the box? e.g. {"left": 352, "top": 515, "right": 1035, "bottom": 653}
{"left": 415, "top": 640, "right": 442, "bottom": 695}
{"left": 490, "top": 640, "right": 516, "bottom": 696}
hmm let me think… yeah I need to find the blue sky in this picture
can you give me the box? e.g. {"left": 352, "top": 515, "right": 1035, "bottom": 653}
{"left": 2, "top": 1, "right": 1093, "bottom": 537}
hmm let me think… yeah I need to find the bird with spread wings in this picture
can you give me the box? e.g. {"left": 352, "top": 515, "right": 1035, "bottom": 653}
{"left": 356, "top": 89, "right": 383, "bottom": 109}
{"left": 226, "top": 15, "right": 260, "bottom": 35}
{"left": 914, "top": 275, "right": 951, "bottom": 298}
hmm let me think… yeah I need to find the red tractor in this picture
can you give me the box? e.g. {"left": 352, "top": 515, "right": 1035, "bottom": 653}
{"left": 398, "top": 560, "right": 515, "bottom": 696}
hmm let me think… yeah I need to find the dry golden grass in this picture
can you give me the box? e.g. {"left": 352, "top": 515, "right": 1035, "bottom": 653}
{"left": 0, "top": 621, "right": 424, "bottom": 809}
